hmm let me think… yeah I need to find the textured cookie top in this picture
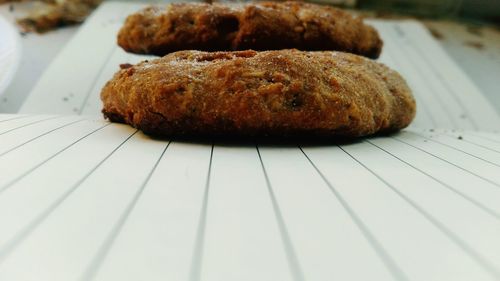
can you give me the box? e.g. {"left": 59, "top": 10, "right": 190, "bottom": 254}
{"left": 101, "top": 50, "right": 415, "bottom": 138}
{"left": 118, "top": 1, "right": 383, "bottom": 58}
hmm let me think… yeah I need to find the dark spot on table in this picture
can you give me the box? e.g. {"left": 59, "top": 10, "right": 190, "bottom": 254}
{"left": 62, "top": 97, "right": 69, "bottom": 102}
{"left": 466, "top": 25, "right": 483, "bottom": 37}
{"left": 428, "top": 27, "right": 444, "bottom": 40}
{"left": 457, "top": 136, "right": 463, "bottom": 140}
{"left": 464, "top": 41, "right": 484, "bottom": 50}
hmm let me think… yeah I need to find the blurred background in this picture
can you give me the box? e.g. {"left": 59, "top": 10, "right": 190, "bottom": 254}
{"left": 357, "top": 0, "right": 499, "bottom": 24}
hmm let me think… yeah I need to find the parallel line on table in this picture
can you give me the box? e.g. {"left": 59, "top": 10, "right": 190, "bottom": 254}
{"left": 465, "top": 132, "right": 500, "bottom": 145}
{"left": 189, "top": 144, "right": 214, "bottom": 281}
{"left": 0, "top": 116, "right": 62, "bottom": 136}
{"left": 0, "top": 129, "right": 138, "bottom": 263}
{"left": 81, "top": 141, "right": 172, "bottom": 281}
{"left": 366, "top": 140, "right": 500, "bottom": 220}
{"left": 0, "top": 123, "right": 110, "bottom": 195}
{"left": 409, "top": 132, "right": 500, "bottom": 167}
{"left": 339, "top": 145, "right": 500, "bottom": 279}
{"left": 392, "top": 136, "right": 500, "bottom": 189}
{"left": 0, "top": 119, "right": 85, "bottom": 159}
{"left": 0, "top": 115, "right": 30, "bottom": 123}
{"left": 257, "top": 146, "right": 305, "bottom": 281}
{"left": 300, "top": 146, "right": 408, "bottom": 281}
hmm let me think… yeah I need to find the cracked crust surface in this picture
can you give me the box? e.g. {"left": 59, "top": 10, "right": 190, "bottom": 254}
{"left": 101, "top": 50, "right": 415, "bottom": 138}
{"left": 117, "top": 1, "right": 383, "bottom": 58}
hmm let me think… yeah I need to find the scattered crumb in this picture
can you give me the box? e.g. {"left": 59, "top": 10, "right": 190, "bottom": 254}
{"left": 428, "top": 27, "right": 444, "bottom": 40}
{"left": 119, "top": 63, "right": 133, "bottom": 69}
{"left": 458, "top": 136, "right": 463, "bottom": 140}
{"left": 19, "top": 31, "right": 27, "bottom": 37}
{"left": 62, "top": 97, "right": 69, "bottom": 101}
{"left": 464, "top": 41, "right": 485, "bottom": 50}
{"left": 429, "top": 128, "right": 435, "bottom": 132}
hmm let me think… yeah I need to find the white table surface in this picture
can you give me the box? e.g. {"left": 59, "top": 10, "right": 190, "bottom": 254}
{"left": 0, "top": 3, "right": 78, "bottom": 113}
{"left": 0, "top": 2, "right": 499, "bottom": 113}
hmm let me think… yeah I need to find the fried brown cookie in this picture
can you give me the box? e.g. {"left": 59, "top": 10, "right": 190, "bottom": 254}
{"left": 101, "top": 50, "right": 415, "bottom": 138}
{"left": 117, "top": 1, "right": 383, "bottom": 58}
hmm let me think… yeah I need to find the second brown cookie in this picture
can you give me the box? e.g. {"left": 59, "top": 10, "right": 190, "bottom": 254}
{"left": 117, "top": 1, "right": 383, "bottom": 58}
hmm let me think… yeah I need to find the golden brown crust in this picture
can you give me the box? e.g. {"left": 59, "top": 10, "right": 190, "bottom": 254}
{"left": 101, "top": 50, "right": 415, "bottom": 138}
{"left": 117, "top": 1, "right": 383, "bottom": 58}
